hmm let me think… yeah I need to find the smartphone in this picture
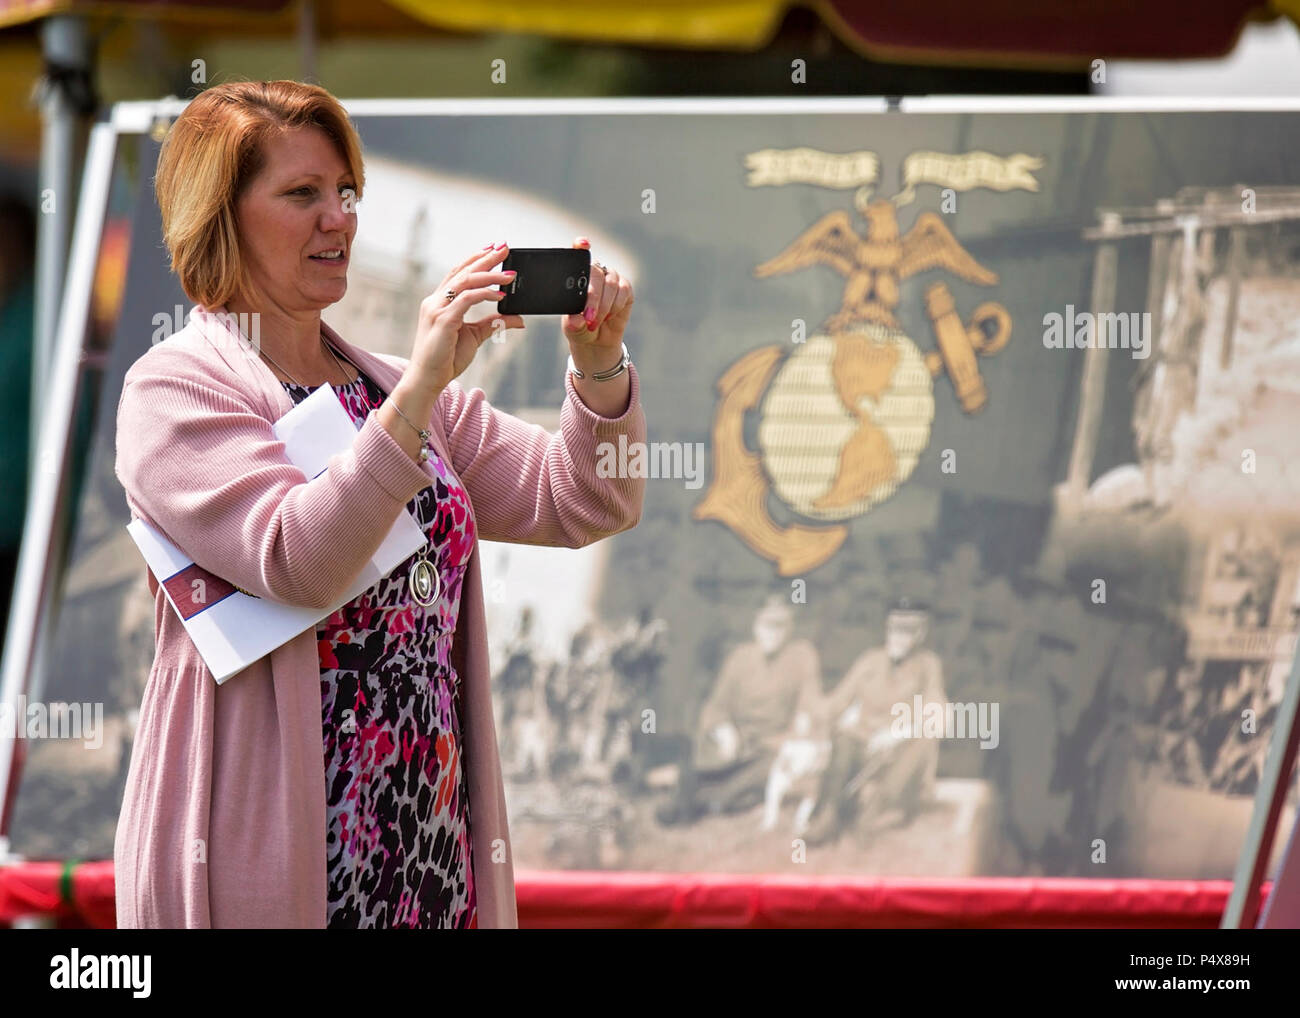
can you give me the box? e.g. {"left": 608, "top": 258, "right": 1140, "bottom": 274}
{"left": 496, "top": 248, "right": 591, "bottom": 315}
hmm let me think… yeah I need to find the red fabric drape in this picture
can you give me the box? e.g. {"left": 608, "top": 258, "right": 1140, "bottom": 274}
{"left": 0, "top": 861, "right": 1255, "bottom": 928}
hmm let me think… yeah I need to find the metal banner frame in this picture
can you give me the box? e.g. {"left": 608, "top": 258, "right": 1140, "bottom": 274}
{"left": 1, "top": 99, "right": 1298, "bottom": 930}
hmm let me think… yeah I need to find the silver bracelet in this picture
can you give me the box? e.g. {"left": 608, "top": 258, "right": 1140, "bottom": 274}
{"left": 568, "top": 342, "right": 631, "bottom": 381}
{"left": 386, "top": 398, "right": 432, "bottom": 463}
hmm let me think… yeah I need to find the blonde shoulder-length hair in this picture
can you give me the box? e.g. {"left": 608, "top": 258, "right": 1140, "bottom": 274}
{"left": 154, "top": 80, "right": 365, "bottom": 308}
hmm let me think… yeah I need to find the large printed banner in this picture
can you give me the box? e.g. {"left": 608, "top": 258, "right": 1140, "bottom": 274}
{"left": 11, "top": 106, "right": 1300, "bottom": 883}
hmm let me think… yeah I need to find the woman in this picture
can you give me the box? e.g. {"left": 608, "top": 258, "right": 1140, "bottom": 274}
{"left": 113, "top": 80, "right": 647, "bottom": 929}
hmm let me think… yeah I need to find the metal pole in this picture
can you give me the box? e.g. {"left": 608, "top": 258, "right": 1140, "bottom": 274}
{"left": 32, "top": 16, "right": 92, "bottom": 501}
{"left": 0, "top": 123, "right": 117, "bottom": 861}
{"left": 1260, "top": 804, "right": 1300, "bottom": 927}
{"left": 1222, "top": 637, "right": 1300, "bottom": 927}
{"left": 298, "top": 0, "right": 318, "bottom": 83}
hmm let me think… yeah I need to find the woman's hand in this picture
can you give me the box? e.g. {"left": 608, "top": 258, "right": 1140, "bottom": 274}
{"left": 562, "top": 237, "right": 635, "bottom": 417}
{"left": 410, "top": 243, "right": 524, "bottom": 393}
{"left": 380, "top": 243, "right": 521, "bottom": 463}
{"left": 562, "top": 237, "right": 635, "bottom": 375}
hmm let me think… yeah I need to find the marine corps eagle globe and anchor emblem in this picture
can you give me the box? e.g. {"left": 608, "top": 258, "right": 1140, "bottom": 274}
{"left": 693, "top": 148, "right": 1044, "bottom": 575}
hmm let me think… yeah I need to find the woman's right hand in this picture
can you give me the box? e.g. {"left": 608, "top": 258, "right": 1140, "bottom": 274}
{"left": 409, "top": 242, "right": 525, "bottom": 394}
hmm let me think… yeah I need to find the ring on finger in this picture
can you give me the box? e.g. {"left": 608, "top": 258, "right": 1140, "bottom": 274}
{"left": 444, "top": 289, "right": 457, "bottom": 304}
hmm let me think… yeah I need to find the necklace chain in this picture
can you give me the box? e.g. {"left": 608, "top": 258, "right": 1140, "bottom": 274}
{"left": 258, "top": 332, "right": 355, "bottom": 389}
{"left": 259, "top": 329, "right": 438, "bottom": 601}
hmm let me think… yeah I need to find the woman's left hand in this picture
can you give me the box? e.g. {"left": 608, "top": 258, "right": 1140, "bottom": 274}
{"left": 562, "top": 237, "right": 634, "bottom": 373}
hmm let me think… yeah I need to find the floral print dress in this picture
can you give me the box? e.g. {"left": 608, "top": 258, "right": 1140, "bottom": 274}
{"left": 280, "top": 364, "right": 478, "bottom": 929}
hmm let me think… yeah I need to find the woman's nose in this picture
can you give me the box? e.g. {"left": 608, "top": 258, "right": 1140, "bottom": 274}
{"left": 319, "top": 196, "right": 353, "bottom": 231}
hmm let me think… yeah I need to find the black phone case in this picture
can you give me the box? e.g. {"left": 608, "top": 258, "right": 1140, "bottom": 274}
{"left": 497, "top": 248, "right": 592, "bottom": 315}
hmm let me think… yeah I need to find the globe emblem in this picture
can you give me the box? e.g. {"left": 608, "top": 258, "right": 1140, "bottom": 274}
{"left": 756, "top": 325, "right": 936, "bottom": 522}
{"left": 695, "top": 184, "right": 1016, "bottom": 574}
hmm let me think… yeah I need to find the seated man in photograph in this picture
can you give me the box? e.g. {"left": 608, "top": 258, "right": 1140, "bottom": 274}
{"left": 656, "top": 594, "right": 822, "bottom": 825}
{"left": 803, "top": 596, "right": 946, "bottom": 846}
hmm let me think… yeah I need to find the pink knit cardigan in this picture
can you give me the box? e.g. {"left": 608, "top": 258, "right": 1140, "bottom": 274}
{"left": 112, "top": 306, "right": 646, "bottom": 928}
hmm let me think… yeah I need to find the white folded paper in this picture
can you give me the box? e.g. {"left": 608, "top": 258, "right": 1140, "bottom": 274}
{"left": 126, "top": 383, "right": 427, "bottom": 684}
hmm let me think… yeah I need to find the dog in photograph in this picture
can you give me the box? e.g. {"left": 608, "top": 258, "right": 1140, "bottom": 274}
{"left": 761, "top": 714, "right": 831, "bottom": 834}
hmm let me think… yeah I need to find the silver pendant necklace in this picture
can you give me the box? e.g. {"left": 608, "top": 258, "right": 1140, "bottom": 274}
{"left": 407, "top": 535, "right": 441, "bottom": 609}
{"left": 261, "top": 331, "right": 442, "bottom": 610}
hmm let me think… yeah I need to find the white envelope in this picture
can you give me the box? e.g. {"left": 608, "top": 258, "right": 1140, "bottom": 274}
{"left": 126, "top": 383, "right": 427, "bottom": 684}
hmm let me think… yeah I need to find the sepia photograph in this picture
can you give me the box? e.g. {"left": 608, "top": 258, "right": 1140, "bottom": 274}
{"left": 0, "top": 1, "right": 1297, "bottom": 1003}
